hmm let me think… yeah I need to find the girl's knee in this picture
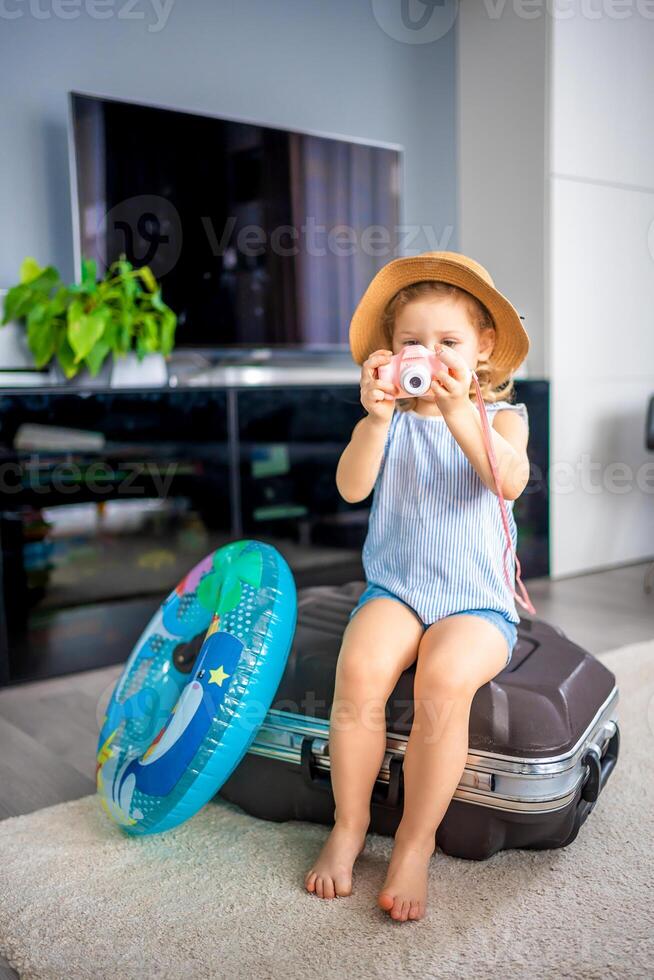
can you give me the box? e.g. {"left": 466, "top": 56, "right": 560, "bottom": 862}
{"left": 414, "top": 647, "right": 475, "bottom": 700}
{"left": 335, "top": 647, "right": 396, "bottom": 700}
{"left": 336, "top": 620, "right": 418, "bottom": 697}
{"left": 416, "top": 666, "right": 473, "bottom": 702}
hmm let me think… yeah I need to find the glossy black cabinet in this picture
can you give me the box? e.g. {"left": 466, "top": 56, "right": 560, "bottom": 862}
{"left": 0, "top": 379, "right": 548, "bottom": 684}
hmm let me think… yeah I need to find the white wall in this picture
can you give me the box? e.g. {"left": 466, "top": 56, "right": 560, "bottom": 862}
{"left": 548, "top": 7, "right": 654, "bottom": 576}
{"left": 457, "top": 2, "right": 548, "bottom": 380}
{"left": 458, "top": 1, "right": 654, "bottom": 578}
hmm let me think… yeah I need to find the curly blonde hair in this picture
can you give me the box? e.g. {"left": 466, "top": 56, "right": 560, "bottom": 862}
{"left": 379, "top": 280, "right": 516, "bottom": 413}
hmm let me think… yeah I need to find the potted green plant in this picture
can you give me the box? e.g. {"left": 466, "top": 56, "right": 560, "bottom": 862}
{"left": 1, "top": 255, "right": 177, "bottom": 386}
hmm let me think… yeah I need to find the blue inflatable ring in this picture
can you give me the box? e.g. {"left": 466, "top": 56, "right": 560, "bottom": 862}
{"left": 96, "top": 539, "right": 297, "bottom": 835}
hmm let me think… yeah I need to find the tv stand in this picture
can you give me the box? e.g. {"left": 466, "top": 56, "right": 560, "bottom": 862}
{"left": 0, "top": 376, "right": 549, "bottom": 685}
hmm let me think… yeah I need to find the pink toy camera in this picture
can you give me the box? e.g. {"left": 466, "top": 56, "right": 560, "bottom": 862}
{"left": 376, "top": 344, "right": 448, "bottom": 397}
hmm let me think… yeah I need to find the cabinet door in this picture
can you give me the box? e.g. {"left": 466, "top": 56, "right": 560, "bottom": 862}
{"left": 237, "top": 385, "right": 368, "bottom": 543}
{"left": 0, "top": 388, "right": 232, "bottom": 684}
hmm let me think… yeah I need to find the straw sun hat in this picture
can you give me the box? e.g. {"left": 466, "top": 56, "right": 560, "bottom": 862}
{"left": 348, "top": 251, "right": 530, "bottom": 387}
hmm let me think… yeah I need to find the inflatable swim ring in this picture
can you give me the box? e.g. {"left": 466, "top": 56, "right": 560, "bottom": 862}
{"left": 96, "top": 539, "right": 297, "bottom": 835}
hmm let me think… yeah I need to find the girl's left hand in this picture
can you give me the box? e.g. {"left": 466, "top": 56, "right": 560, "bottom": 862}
{"left": 431, "top": 346, "right": 473, "bottom": 414}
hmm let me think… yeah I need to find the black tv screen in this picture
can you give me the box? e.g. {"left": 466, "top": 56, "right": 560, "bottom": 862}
{"left": 69, "top": 93, "right": 403, "bottom": 351}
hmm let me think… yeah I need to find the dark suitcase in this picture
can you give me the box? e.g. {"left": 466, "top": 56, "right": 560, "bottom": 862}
{"left": 218, "top": 581, "right": 620, "bottom": 860}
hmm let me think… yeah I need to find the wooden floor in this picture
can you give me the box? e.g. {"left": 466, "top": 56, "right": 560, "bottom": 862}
{"left": 0, "top": 560, "right": 652, "bottom": 977}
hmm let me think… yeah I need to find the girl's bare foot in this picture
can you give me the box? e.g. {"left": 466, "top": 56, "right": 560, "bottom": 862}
{"left": 377, "top": 835, "right": 434, "bottom": 921}
{"left": 305, "top": 820, "right": 369, "bottom": 899}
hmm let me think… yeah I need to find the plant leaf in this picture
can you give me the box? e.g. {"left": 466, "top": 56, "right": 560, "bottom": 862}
{"left": 26, "top": 304, "right": 56, "bottom": 367}
{"left": 123, "top": 276, "right": 138, "bottom": 301}
{"left": 2, "top": 284, "right": 32, "bottom": 324}
{"left": 55, "top": 333, "right": 79, "bottom": 378}
{"left": 67, "top": 302, "right": 107, "bottom": 362}
{"left": 102, "top": 317, "right": 119, "bottom": 350}
{"left": 2, "top": 266, "right": 60, "bottom": 324}
{"left": 141, "top": 313, "right": 159, "bottom": 353}
{"left": 135, "top": 329, "right": 148, "bottom": 359}
{"left": 27, "top": 266, "right": 60, "bottom": 293}
{"left": 160, "top": 309, "right": 177, "bottom": 355}
{"left": 137, "top": 266, "right": 158, "bottom": 293}
{"left": 20, "top": 257, "right": 42, "bottom": 284}
{"left": 84, "top": 340, "right": 112, "bottom": 376}
{"left": 50, "top": 287, "right": 70, "bottom": 316}
{"left": 118, "top": 310, "right": 133, "bottom": 353}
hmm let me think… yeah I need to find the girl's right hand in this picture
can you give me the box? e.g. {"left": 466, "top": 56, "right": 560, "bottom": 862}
{"left": 360, "top": 349, "right": 399, "bottom": 423}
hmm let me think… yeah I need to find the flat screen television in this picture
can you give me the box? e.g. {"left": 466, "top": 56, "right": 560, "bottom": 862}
{"left": 68, "top": 92, "right": 403, "bottom": 353}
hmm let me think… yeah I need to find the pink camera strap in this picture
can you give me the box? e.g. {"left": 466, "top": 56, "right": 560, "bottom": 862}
{"left": 471, "top": 371, "right": 536, "bottom": 616}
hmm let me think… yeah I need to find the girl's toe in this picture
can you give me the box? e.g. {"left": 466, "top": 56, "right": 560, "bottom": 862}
{"left": 334, "top": 873, "right": 352, "bottom": 897}
{"left": 378, "top": 891, "right": 394, "bottom": 911}
{"left": 323, "top": 877, "right": 336, "bottom": 899}
{"left": 315, "top": 876, "right": 324, "bottom": 898}
{"left": 305, "top": 871, "right": 317, "bottom": 892}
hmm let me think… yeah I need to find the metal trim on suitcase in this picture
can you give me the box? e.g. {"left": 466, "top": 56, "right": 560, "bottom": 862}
{"left": 247, "top": 688, "right": 619, "bottom": 815}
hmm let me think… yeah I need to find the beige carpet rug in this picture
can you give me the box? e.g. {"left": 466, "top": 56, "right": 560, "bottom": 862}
{"left": 0, "top": 640, "right": 652, "bottom": 980}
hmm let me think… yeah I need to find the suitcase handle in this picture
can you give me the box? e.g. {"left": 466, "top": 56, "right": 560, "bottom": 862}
{"left": 581, "top": 725, "right": 620, "bottom": 804}
{"left": 300, "top": 736, "right": 403, "bottom": 809}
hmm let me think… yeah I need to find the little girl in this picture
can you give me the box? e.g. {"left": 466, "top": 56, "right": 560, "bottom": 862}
{"left": 304, "top": 251, "right": 535, "bottom": 922}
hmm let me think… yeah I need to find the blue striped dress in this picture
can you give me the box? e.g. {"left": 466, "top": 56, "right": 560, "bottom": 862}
{"left": 361, "top": 401, "right": 529, "bottom": 626}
